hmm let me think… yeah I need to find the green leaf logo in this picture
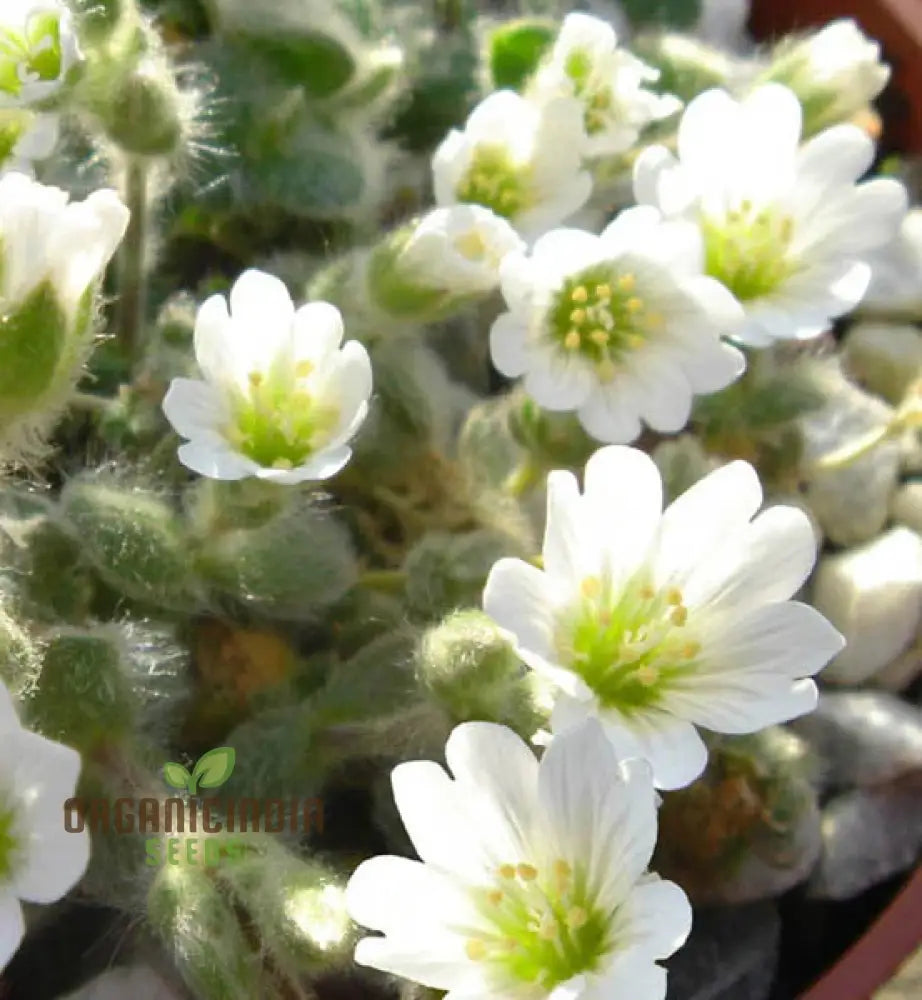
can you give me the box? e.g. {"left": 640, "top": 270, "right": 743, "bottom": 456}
{"left": 162, "top": 748, "right": 236, "bottom": 795}
{"left": 163, "top": 761, "right": 192, "bottom": 791}
{"left": 190, "top": 747, "right": 236, "bottom": 794}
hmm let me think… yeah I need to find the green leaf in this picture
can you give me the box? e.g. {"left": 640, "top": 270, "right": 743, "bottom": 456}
{"left": 241, "top": 33, "right": 355, "bottom": 96}
{"left": 191, "top": 746, "right": 237, "bottom": 792}
{"left": 621, "top": 0, "right": 701, "bottom": 30}
{"left": 163, "top": 761, "right": 192, "bottom": 791}
{"left": 489, "top": 19, "right": 555, "bottom": 91}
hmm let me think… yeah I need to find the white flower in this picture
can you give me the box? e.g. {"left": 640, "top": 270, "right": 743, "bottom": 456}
{"left": 0, "top": 171, "right": 128, "bottom": 321}
{"left": 433, "top": 90, "right": 592, "bottom": 241}
{"left": 163, "top": 269, "right": 372, "bottom": 485}
{"left": 347, "top": 718, "right": 691, "bottom": 1000}
{"left": 483, "top": 446, "right": 845, "bottom": 790}
{"left": 489, "top": 207, "right": 745, "bottom": 444}
{"left": 0, "top": 680, "right": 89, "bottom": 971}
{"left": 633, "top": 84, "right": 908, "bottom": 346}
{"left": 0, "top": 0, "right": 80, "bottom": 107}
{"left": 764, "top": 19, "right": 890, "bottom": 134}
{"left": 529, "top": 12, "right": 680, "bottom": 160}
{"left": 396, "top": 204, "right": 525, "bottom": 296}
{"left": 0, "top": 109, "right": 57, "bottom": 175}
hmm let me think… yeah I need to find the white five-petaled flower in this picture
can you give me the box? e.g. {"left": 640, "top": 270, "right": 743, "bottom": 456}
{"left": 489, "top": 207, "right": 746, "bottom": 444}
{"left": 347, "top": 719, "right": 691, "bottom": 1000}
{"left": 528, "top": 12, "right": 681, "bottom": 160}
{"left": 0, "top": 0, "right": 80, "bottom": 107}
{"left": 0, "top": 680, "right": 89, "bottom": 971}
{"left": 764, "top": 19, "right": 890, "bottom": 135}
{"left": 162, "top": 269, "right": 372, "bottom": 485}
{"left": 396, "top": 204, "right": 525, "bottom": 296}
{"left": 0, "top": 171, "right": 128, "bottom": 320}
{"left": 633, "top": 84, "right": 907, "bottom": 346}
{"left": 483, "top": 446, "right": 845, "bottom": 790}
{"left": 433, "top": 90, "right": 593, "bottom": 241}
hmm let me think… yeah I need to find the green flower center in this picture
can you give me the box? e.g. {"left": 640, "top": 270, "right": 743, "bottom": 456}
{"left": 702, "top": 202, "right": 797, "bottom": 302}
{"left": 466, "top": 859, "right": 612, "bottom": 990}
{"left": 0, "top": 13, "right": 64, "bottom": 97}
{"left": 0, "top": 798, "right": 20, "bottom": 883}
{"left": 456, "top": 145, "right": 533, "bottom": 221}
{"left": 226, "top": 364, "right": 340, "bottom": 471}
{"left": 555, "top": 575, "right": 700, "bottom": 712}
{"left": 548, "top": 265, "right": 663, "bottom": 383}
{"left": 565, "top": 49, "right": 613, "bottom": 135}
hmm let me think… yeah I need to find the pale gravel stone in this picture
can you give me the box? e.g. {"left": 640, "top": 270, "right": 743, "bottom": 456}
{"left": 843, "top": 323, "right": 922, "bottom": 405}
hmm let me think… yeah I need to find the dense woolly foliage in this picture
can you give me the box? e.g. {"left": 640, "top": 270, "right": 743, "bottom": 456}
{"left": 0, "top": 3, "right": 921, "bottom": 1000}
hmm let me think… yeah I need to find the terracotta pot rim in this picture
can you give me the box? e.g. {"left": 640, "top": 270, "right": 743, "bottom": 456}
{"left": 799, "top": 865, "right": 922, "bottom": 999}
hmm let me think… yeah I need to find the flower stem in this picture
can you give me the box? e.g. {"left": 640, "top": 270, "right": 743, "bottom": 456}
{"left": 505, "top": 460, "right": 542, "bottom": 498}
{"left": 813, "top": 423, "right": 894, "bottom": 471}
{"left": 116, "top": 158, "right": 150, "bottom": 365}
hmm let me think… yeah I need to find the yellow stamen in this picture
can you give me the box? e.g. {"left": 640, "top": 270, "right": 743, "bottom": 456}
{"left": 581, "top": 577, "right": 602, "bottom": 599}
{"left": 487, "top": 889, "right": 504, "bottom": 906}
{"left": 517, "top": 863, "right": 538, "bottom": 881}
{"left": 666, "top": 587, "right": 683, "bottom": 606}
{"left": 570, "top": 308, "right": 587, "bottom": 325}
{"left": 683, "top": 642, "right": 701, "bottom": 659}
{"left": 671, "top": 606, "right": 688, "bottom": 627}
{"left": 248, "top": 371, "right": 264, "bottom": 388}
{"left": 466, "top": 939, "right": 487, "bottom": 961}
{"left": 637, "top": 665, "right": 659, "bottom": 687}
{"left": 498, "top": 864, "right": 516, "bottom": 880}
{"left": 567, "top": 907, "right": 588, "bottom": 930}
{"left": 589, "top": 329, "right": 610, "bottom": 346}
{"left": 626, "top": 297, "right": 644, "bottom": 313}
{"left": 554, "top": 859, "right": 572, "bottom": 883}
{"left": 617, "top": 273, "right": 636, "bottom": 292}
{"left": 571, "top": 285, "right": 589, "bottom": 304}
{"left": 639, "top": 585, "right": 655, "bottom": 600}
{"left": 295, "top": 360, "right": 314, "bottom": 379}
{"left": 564, "top": 329, "right": 582, "bottom": 350}
{"left": 538, "top": 917, "right": 558, "bottom": 941}
{"left": 595, "top": 283, "right": 612, "bottom": 300}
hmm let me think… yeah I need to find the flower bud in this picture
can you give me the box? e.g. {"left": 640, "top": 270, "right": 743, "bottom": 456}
{"left": 367, "top": 206, "right": 524, "bottom": 322}
{"left": 58, "top": 478, "right": 198, "bottom": 611}
{"left": 417, "top": 610, "right": 542, "bottom": 733}
{"left": 763, "top": 20, "right": 890, "bottom": 136}
{"left": 24, "top": 628, "right": 137, "bottom": 752}
{"left": 102, "top": 59, "right": 184, "bottom": 157}
{"left": 508, "top": 393, "right": 597, "bottom": 472}
{"left": 0, "top": 174, "right": 128, "bottom": 461}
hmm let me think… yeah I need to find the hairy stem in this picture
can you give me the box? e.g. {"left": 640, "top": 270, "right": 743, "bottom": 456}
{"left": 116, "top": 158, "right": 150, "bottom": 364}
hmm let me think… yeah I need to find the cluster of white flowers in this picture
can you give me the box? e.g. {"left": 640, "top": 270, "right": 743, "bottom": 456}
{"left": 0, "top": 0, "right": 78, "bottom": 174}
{"left": 0, "top": 679, "right": 89, "bottom": 971}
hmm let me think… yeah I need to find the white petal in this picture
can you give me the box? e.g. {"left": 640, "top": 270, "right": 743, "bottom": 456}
{"left": 346, "top": 855, "right": 475, "bottom": 934}
{"left": 797, "top": 124, "right": 874, "bottom": 191}
{"left": 653, "top": 461, "right": 762, "bottom": 589}
{"left": 599, "top": 710, "right": 708, "bottom": 791}
{"left": 354, "top": 935, "right": 478, "bottom": 992}
{"left": 161, "top": 378, "right": 225, "bottom": 441}
{"left": 0, "top": 682, "right": 19, "bottom": 731}
{"left": 543, "top": 470, "right": 591, "bottom": 589}
{"left": 0, "top": 891, "right": 25, "bottom": 972}
{"left": 390, "top": 761, "right": 485, "bottom": 880}
{"left": 633, "top": 357, "right": 694, "bottom": 434}
{"left": 445, "top": 722, "right": 539, "bottom": 859}
{"left": 229, "top": 269, "right": 295, "bottom": 333}
{"left": 489, "top": 312, "right": 530, "bottom": 378}
{"left": 292, "top": 301, "right": 345, "bottom": 364}
{"left": 587, "top": 948, "right": 668, "bottom": 1000}
{"left": 666, "top": 675, "right": 819, "bottom": 735}
{"left": 539, "top": 720, "right": 657, "bottom": 901}
{"left": 632, "top": 146, "right": 693, "bottom": 216}
{"left": 483, "top": 558, "right": 557, "bottom": 660}
{"left": 524, "top": 356, "right": 594, "bottom": 411}
{"left": 531, "top": 228, "right": 607, "bottom": 274}
{"left": 255, "top": 448, "right": 353, "bottom": 484}
{"left": 622, "top": 878, "right": 692, "bottom": 960}
{"left": 176, "top": 438, "right": 259, "bottom": 481}
{"left": 193, "top": 293, "right": 232, "bottom": 384}
{"left": 578, "top": 382, "right": 644, "bottom": 444}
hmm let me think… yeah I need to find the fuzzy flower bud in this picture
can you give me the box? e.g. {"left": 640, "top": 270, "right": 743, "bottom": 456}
{"left": 367, "top": 205, "right": 524, "bottom": 321}
{"left": 0, "top": 172, "right": 128, "bottom": 460}
{"left": 0, "top": 0, "right": 80, "bottom": 108}
{"left": 763, "top": 20, "right": 890, "bottom": 136}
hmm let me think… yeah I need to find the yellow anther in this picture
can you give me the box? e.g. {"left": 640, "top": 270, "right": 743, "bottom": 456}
{"left": 666, "top": 587, "right": 683, "bottom": 606}
{"left": 487, "top": 889, "right": 504, "bottom": 906}
{"left": 455, "top": 230, "right": 487, "bottom": 260}
{"left": 626, "top": 333, "right": 647, "bottom": 350}
{"left": 564, "top": 329, "right": 582, "bottom": 350}
{"left": 683, "top": 641, "right": 701, "bottom": 659}
{"left": 671, "top": 605, "right": 688, "bottom": 627}
{"left": 644, "top": 312, "right": 665, "bottom": 331}
{"left": 741, "top": 198, "right": 753, "bottom": 213}
{"left": 538, "top": 917, "right": 558, "bottom": 941}
{"left": 636, "top": 665, "right": 660, "bottom": 687}
{"left": 272, "top": 458, "right": 294, "bottom": 470}
{"left": 498, "top": 864, "right": 517, "bottom": 879}
{"left": 571, "top": 285, "right": 589, "bottom": 304}
{"left": 617, "top": 273, "right": 636, "bottom": 292}
{"left": 466, "top": 939, "right": 488, "bottom": 961}
{"left": 589, "top": 329, "right": 610, "bottom": 346}
{"left": 596, "top": 359, "right": 618, "bottom": 382}
{"left": 517, "top": 863, "right": 538, "bottom": 881}
{"left": 570, "top": 308, "right": 587, "bottom": 325}
{"left": 639, "top": 585, "right": 655, "bottom": 600}
{"left": 295, "top": 360, "right": 314, "bottom": 379}
{"left": 595, "top": 283, "right": 612, "bottom": 301}
{"left": 581, "top": 577, "right": 602, "bottom": 599}
{"left": 567, "top": 907, "right": 589, "bottom": 930}
{"left": 554, "top": 859, "right": 572, "bottom": 883}
{"left": 248, "top": 371, "right": 264, "bottom": 388}
{"left": 626, "top": 297, "right": 644, "bottom": 313}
